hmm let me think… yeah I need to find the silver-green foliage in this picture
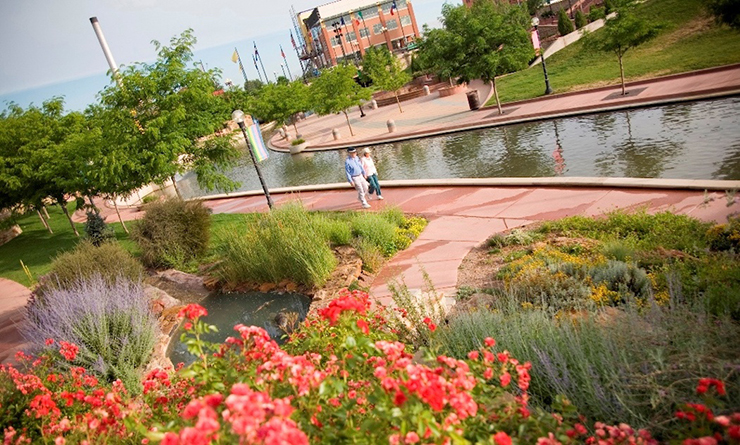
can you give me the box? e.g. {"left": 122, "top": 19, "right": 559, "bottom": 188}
{"left": 25, "top": 275, "right": 157, "bottom": 393}
{"left": 433, "top": 297, "right": 740, "bottom": 433}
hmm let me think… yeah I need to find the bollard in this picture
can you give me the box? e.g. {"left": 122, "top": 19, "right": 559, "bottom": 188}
{"left": 371, "top": 99, "right": 378, "bottom": 110}
{"left": 332, "top": 128, "right": 341, "bottom": 140}
{"left": 423, "top": 85, "right": 430, "bottom": 96}
{"left": 387, "top": 119, "right": 396, "bottom": 133}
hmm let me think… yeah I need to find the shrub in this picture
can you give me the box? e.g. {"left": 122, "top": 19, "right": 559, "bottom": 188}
{"left": 351, "top": 212, "right": 398, "bottom": 256}
{"left": 291, "top": 138, "right": 306, "bottom": 146}
{"left": 352, "top": 237, "right": 385, "bottom": 273}
{"left": 216, "top": 202, "right": 337, "bottom": 287}
{"left": 131, "top": 198, "right": 211, "bottom": 269}
{"left": 41, "top": 241, "right": 143, "bottom": 295}
{"left": 707, "top": 215, "right": 740, "bottom": 252}
{"left": 600, "top": 239, "right": 637, "bottom": 262}
{"left": 588, "top": 6, "right": 606, "bottom": 21}
{"left": 589, "top": 260, "right": 651, "bottom": 303}
{"left": 315, "top": 215, "right": 353, "bottom": 246}
{"left": 434, "top": 298, "right": 740, "bottom": 435}
{"left": 23, "top": 275, "right": 157, "bottom": 392}
{"left": 558, "top": 8, "right": 575, "bottom": 35}
{"left": 141, "top": 194, "right": 159, "bottom": 204}
{"left": 84, "top": 210, "right": 115, "bottom": 246}
{"left": 575, "top": 9, "right": 588, "bottom": 28}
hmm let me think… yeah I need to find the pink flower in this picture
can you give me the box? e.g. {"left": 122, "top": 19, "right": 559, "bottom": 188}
{"left": 500, "top": 372, "right": 511, "bottom": 387}
{"left": 404, "top": 431, "right": 420, "bottom": 444}
{"left": 485, "top": 337, "right": 496, "bottom": 347}
{"left": 467, "top": 351, "right": 479, "bottom": 360}
{"left": 45, "top": 338, "right": 54, "bottom": 346}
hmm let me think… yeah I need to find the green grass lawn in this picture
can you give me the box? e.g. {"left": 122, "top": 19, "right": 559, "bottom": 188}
{"left": 488, "top": 0, "right": 740, "bottom": 105}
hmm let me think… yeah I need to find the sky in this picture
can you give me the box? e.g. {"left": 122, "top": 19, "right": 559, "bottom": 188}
{"left": 0, "top": 0, "right": 453, "bottom": 113}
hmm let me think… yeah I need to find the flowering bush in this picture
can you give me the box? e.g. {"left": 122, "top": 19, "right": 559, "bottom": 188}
{"left": 2, "top": 290, "right": 739, "bottom": 444}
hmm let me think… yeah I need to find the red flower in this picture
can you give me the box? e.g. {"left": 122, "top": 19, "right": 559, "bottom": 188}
{"left": 467, "top": 351, "right": 479, "bottom": 360}
{"left": 178, "top": 304, "right": 208, "bottom": 320}
{"left": 485, "top": 337, "right": 496, "bottom": 347}
{"left": 357, "top": 319, "right": 370, "bottom": 335}
{"left": 394, "top": 390, "right": 407, "bottom": 406}
{"left": 45, "top": 338, "right": 54, "bottom": 346}
{"left": 58, "top": 341, "right": 79, "bottom": 361}
{"left": 493, "top": 431, "right": 512, "bottom": 445}
{"left": 318, "top": 291, "right": 369, "bottom": 325}
{"left": 500, "top": 372, "right": 512, "bottom": 387}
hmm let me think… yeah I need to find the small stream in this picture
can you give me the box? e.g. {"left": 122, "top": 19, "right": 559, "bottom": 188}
{"left": 167, "top": 291, "right": 311, "bottom": 366}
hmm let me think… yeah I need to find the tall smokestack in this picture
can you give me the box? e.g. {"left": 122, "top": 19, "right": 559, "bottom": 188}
{"left": 89, "top": 16, "right": 122, "bottom": 86}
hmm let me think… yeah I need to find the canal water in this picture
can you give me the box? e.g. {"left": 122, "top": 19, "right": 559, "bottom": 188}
{"left": 168, "top": 291, "right": 311, "bottom": 366}
{"left": 179, "top": 97, "right": 740, "bottom": 199}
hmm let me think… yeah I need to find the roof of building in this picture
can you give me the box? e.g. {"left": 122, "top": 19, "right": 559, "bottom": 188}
{"left": 316, "top": 0, "right": 387, "bottom": 20}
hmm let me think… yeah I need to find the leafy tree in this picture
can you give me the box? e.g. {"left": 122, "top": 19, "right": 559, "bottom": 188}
{"left": 415, "top": 11, "right": 466, "bottom": 86}
{"left": 361, "top": 47, "right": 412, "bottom": 113}
{"left": 309, "top": 64, "right": 371, "bottom": 137}
{"left": 575, "top": 9, "right": 588, "bottom": 29}
{"left": 708, "top": 0, "right": 740, "bottom": 29}
{"left": 589, "top": 11, "right": 660, "bottom": 95}
{"left": 527, "top": 0, "right": 544, "bottom": 16}
{"left": 250, "top": 80, "right": 310, "bottom": 138}
{"left": 96, "top": 30, "right": 241, "bottom": 198}
{"left": 445, "top": 1, "right": 534, "bottom": 115}
{"left": 558, "top": 8, "right": 575, "bottom": 35}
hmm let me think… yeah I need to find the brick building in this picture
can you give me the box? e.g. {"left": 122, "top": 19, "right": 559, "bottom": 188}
{"left": 296, "top": 0, "right": 420, "bottom": 69}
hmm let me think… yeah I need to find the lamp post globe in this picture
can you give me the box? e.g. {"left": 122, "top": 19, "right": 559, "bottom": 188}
{"left": 232, "top": 109, "right": 274, "bottom": 209}
{"left": 531, "top": 17, "right": 553, "bottom": 95}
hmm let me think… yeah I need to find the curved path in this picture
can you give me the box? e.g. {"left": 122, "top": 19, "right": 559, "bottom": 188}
{"left": 269, "top": 64, "right": 740, "bottom": 152}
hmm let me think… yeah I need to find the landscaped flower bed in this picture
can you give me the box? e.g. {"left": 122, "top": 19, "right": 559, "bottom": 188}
{"left": 2, "top": 291, "right": 739, "bottom": 444}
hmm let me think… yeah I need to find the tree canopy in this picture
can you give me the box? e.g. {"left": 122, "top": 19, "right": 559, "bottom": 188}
{"left": 309, "top": 64, "right": 371, "bottom": 137}
{"left": 362, "top": 47, "right": 412, "bottom": 113}
{"left": 250, "top": 80, "right": 310, "bottom": 137}
{"left": 96, "top": 29, "right": 241, "bottom": 195}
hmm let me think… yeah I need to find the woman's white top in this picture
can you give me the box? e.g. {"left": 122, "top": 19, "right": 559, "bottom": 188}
{"left": 361, "top": 156, "right": 377, "bottom": 176}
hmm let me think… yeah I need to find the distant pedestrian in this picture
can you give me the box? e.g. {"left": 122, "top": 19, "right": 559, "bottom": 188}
{"left": 345, "top": 147, "right": 371, "bottom": 208}
{"left": 360, "top": 148, "right": 383, "bottom": 200}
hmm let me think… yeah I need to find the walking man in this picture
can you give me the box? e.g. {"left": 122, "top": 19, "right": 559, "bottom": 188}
{"left": 345, "top": 147, "right": 370, "bottom": 208}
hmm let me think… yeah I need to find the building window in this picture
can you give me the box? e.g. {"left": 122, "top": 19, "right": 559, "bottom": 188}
{"left": 386, "top": 19, "right": 398, "bottom": 30}
{"left": 359, "top": 27, "right": 370, "bottom": 38}
{"left": 401, "top": 15, "right": 411, "bottom": 26}
{"left": 346, "top": 31, "right": 357, "bottom": 42}
{"left": 331, "top": 36, "right": 341, "bottom": 46}
{"left": 381, "top": 2, "right": 392, "bottom": 14}
{"left": 361, "top": 7, "right": 379, "bottom": 18}
{"left": 373, "top": 23, "right": 384, "bottom": 34}
{"left": 397, "top": 0, "right": 407, "bottom": 8}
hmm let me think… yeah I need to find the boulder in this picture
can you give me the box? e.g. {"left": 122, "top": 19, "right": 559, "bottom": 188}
{"left": 146, "top": 269, "right": 211, "bottom": 303}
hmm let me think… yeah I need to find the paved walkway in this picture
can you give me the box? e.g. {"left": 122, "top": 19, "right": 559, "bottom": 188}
{"left": 269, "top": 64, "right": 740, "bottom": 152}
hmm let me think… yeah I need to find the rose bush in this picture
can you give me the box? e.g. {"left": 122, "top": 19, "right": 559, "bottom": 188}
{"left": 2, "top": 290, "right": 739, "bottom": 444}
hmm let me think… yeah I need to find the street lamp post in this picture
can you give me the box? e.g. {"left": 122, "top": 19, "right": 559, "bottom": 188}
{"left": 531, "top": 17, "right": 553, "bottom": 95}
{"left": 232, "top": 110, "right": 274, "bottom": 210}
{"left": 332, "top": 22, "right": 347, "bottom": 64}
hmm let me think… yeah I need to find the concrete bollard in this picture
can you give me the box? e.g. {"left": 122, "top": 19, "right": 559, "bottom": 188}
{"left": 371, "top": 99, "right": 378, "bottom": 110}
{"left": 423, "top": 85, "right": 430, "bottom": 96}
{"left": 387, "top": 119, "right": 396, "bottom": 133}
{"left": 332, "top": 128, "right": 341, "bottom": 140}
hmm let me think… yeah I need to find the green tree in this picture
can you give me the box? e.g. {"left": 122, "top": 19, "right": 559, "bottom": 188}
{"left": 558, "top": 8, "right": 575, "bottom": 35}
{"left": 415, "top": 9, "right": 466, "bottom": 86}
{"left": 575, "top": 9, "right": 588, "bottom": 29}
{"left": 96, "top": 30, "right": 241, "bottom": 198}
{"left": 250, "top": 80, "right": 309, "bottom": 138}
{"left": 446, "top": 1, "right": 534, "bottom": 115}
{"left": 527, "top": 0, "right": 544, "bottom": 16}
{"left": 309, "top": 64, "right": 371, "bottom": 137}
{"left": 362, "top": 47, "right": 412, "bottom": 113}
{"left": 708, "top": 0, "right": 740, "bottom": 29}
{"left": 590, "top": 11, "right": 660, "bottom": 95}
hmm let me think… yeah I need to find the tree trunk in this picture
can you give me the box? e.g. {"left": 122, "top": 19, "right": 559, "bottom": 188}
{"left": 493, "top": 78, "right": 503, "bottom": 115}
{"left": 618, "top": 54, "right": 626, "bottom": 96}
{"left": 171, "top": 175, "right": 182, "bottom": 199}
{"left": 58, "top": 197, "right": 80, "bottom": 237}
{"left": 449, "top": 77, "right": 454, "bottom": 87}
{"left": 88, "top": 195, "right": 99, "bottom": 214}
{"left": 292, "top": 120, "right": 299, "bottom": 139}
{"left": 112, "top": 195, "right": 129, "bottom": 234}
{"left": 343, "top": 110, "right": 355, "bottom": 136}
{"left": 42, "top": 204, "right": 50, "bottom": 220}
{"left": 395, "top": 92, "right": 404, "bottom": 113}
{"left": 37, "top": 210, "right": 53, "bottom": 234}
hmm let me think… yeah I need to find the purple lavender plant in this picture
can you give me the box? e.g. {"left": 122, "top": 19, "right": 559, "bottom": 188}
{"left": 24, "top": 274, "right": 157, "bottom": 392}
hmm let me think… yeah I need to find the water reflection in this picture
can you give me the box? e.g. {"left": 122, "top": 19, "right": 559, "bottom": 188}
{"left": 181, "top": 97, "right": 740, "bottom": 198}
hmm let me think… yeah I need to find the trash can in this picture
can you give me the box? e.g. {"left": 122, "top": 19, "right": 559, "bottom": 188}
{"left": 466, "top": 90, "right": 480, "bottom": 110}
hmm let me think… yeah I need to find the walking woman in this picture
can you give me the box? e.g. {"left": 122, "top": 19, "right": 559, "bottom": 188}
{"left": 361, "top": 148, "right": 383, "bottom": 200}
